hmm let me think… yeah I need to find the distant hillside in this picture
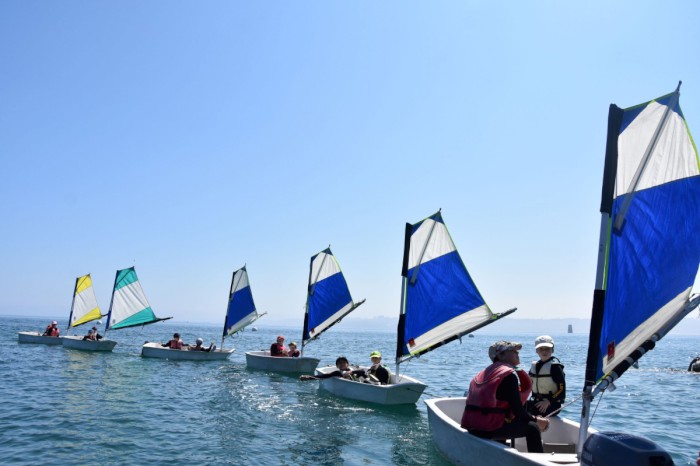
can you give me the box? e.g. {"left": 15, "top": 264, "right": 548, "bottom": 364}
{"left": 257, "top": 315, "right": 700, "bottom": 336}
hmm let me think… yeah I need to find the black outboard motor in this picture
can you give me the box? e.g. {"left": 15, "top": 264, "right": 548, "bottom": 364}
{"left": 581, "top": 431, "right": 674, "bottom": 466}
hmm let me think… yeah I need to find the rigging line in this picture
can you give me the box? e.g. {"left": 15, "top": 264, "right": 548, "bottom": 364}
{"left": 587, "top": 388, "right": 606, "bottom": 429}
{"left": 545, "top": 392, "right": 586, "bottom": 418}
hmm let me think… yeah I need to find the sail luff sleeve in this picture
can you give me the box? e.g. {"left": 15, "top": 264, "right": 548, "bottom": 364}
{"left": 583, "top": 104, "right": 624, "bottom": 388}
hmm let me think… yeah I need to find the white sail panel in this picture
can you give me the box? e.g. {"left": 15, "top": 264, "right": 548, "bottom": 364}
{"left": 601, "top": 287, "right": 691, "bottom": 375}
{"left": 310, "top": 251, "right": 341, "bottom": 284}
{"left": 403, "top": 304, "right": 492, "bottom": 356}
{"left": 616, "top": 101, "right": 698, "bottom": 197}
{"left": 110, "top": 280, "right": 151, "bottom": 326}
{"left": 70, "top": 274, "right": 102, "bottom": 327}
{"left": 406, "top": 219, "right": 455, "bottom": 271}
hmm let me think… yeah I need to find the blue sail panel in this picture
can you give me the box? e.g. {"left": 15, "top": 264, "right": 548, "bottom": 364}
{"left": 223, "top": 267, "right": 261, "bottom": 336}
{"left": 303, "top": 248, "right": 362, "bottom": 343}
{"left": 306, "top": 272, "right": 353, "bottom": 338}
{"left": 399, "top": 211, "right": 492, "bottom": 359}
{"left": 590, "top": 89, "right": 700, "bottom": 382}
{"left": 598, "top": 177, "right": 700, "bottom": 378}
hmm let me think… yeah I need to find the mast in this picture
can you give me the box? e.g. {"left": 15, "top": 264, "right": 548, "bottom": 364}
{"left": 221, "top": 269, "right": 237, "bottom": 350}
{"left": 66, "top": 275, "right": 80, "bottom": 334}
{"left": 104, "top": 269, "right": 119, "bottom": 336}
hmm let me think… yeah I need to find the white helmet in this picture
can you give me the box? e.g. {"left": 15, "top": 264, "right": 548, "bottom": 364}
{"left": 196, "top": 337, "right": 204, "bottom": 344}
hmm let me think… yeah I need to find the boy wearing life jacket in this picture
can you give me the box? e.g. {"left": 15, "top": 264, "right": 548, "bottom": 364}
{"left": 82, "top": 329, "right": 96, "bottom": 341}
{"left": 43, "top": 321, "right": 60, "bottom": 337}
{"left": 461, "top": 340, "right": 548, "bottom": 453}
{"left": 162, "top": 332, "right": 184, "bottom": 349}
{"left": 527, "top": 335, "right": 566, "bottom": 417}
{"left": 287, "top": 342, "right": 300, "bottom": 357}
{"left": 270, "top": 335, "right": 288, "bottom": 357}
{"left": 363, "top": 351, "right": 390, "bottom": 384}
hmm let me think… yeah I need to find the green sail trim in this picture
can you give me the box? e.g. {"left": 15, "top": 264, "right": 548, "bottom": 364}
{"left": 110, "top": 307, "right": 163, "bottom": 330}
{"left": 115, "top": 268, "right": 139, "bottom": 291}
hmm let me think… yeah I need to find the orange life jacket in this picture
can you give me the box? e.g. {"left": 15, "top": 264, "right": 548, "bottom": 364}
{"left": 461, "top": 362, "right": 530, "bottom": 431}
{"left": 45, "top": 326, "right": 60, "bottom": 337}
{"left": 169, "top": 339, "right": 182, "bottom": 349}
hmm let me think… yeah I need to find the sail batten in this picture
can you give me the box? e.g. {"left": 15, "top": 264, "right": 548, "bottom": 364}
{"left": 302, "top": 248, "right": 363, "bottom": 346}
{"left": 397, "top": 211, "right": 511, "bottom": 364}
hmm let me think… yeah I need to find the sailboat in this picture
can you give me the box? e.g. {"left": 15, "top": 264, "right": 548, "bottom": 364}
{"left": 316, "top": 210, "right": 515, "bottom": 405}
{"left": 246, "top": 247, "right": 365, "bottom": 373}
{"left": 426, "top": 84, "right": 699, "bottom": 464}
{"left": 17, "top": 274, "right": 107, "bottom": 347}
{"left": 61, "top": 274, "right": 117, "bottom": 351}
{"left": 141, "top": 265, "right": 258, "bottom": 360}
{"left": 102, "top": 267, "right": 172, "bottom": 343}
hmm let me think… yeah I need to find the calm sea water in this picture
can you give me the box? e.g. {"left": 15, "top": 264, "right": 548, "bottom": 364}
{"left": 2, "top": 316, "right": 699, "bottom": 465}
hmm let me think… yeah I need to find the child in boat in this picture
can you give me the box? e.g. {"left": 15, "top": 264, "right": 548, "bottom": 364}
{"left": 43, "top": 321, "right": 60, "bottom": 337}
{"left": 527, "top": 335, "right": 566, "bottom": 417}
{"left": 287, "top": 342, "right": 300, "bottom": 357}
{"left": 90, "top": 325, "right": 103, "bottom": 340}
{"left": 270, "top": 335, "right": 288, "bottom": 356}
{"left": 187, "top": 338, "right": 216, "bottom": 352}
{"left": 82, "top": 329, "right": 96, "bottom": 341}
{"left": 359, "top": 351, "right": 390, "bottom": 384}
{"left": 162, "top": 332, "right": 184, "bottom": 349}
{"left": 299, "top": 356, "right": 365, "bottom": 381}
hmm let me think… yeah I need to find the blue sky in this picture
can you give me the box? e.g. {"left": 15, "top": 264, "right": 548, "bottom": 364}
{"left": 2, "top": 1, "right": 699, "bottom": 327}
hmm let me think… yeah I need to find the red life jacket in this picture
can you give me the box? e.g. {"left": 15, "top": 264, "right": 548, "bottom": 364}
{"left": 461, "top": 362, "right": 530, "bottom": 431}
{"left": 45, "top": 326, "right": 60, "bottom": 337}
{"left": 169, "top": 339, "right": 182, "bottom": 349}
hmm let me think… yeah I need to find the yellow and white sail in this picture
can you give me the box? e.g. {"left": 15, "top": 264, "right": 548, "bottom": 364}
{"left": 69, "top": 274, "right": 103, "bottom": 327}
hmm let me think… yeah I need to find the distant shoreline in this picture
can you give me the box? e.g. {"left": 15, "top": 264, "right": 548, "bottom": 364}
{"left": 4, "top": 314, "right": 700, "bottom": 335}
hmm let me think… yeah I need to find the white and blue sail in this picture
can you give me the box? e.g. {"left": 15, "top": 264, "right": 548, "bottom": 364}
{"left": 302, "top": 247, "right": 365, "bottom": 349}
{"left": 396, "top": 210, "right": 515, "bottom": 366}
{"left": 105, "top": 267, "right": 172, "bottom": 331}
{"left": 223, "top": 266, "right": 264, "bottom": 337}
{"left": 579, "top": 84, "right": 700, "bottom": 452}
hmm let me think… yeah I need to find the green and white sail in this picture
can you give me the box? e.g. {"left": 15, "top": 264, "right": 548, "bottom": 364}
{"left": 106, "top": 267, "right": 171, "bottom": 330}
{"left": 68, "top": 274, "right": 103, "bottom": 328}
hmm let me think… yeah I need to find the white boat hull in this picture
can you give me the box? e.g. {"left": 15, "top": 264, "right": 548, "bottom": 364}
{"left": 245, "top": 351, "right": 320, "bottom": 373}
{"left": 141, "top": 342, "right": 234, "bottom": 360}
{"left": 17, "top": 332, "right": 63, "bottom": 345}
{"left": 425, "top": 397, "right": 595, "bottom": 466}
{"left": 316, "top": 366, "right": 427, "bottom": 405}
{"left": 61, "top": 335, "right": 117, "bottom": 352}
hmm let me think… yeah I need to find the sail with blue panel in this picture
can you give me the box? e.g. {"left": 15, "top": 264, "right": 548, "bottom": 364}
{"left": 106, "top": 267, "right": 172, "bottom": 330}
{"left": 396, "top": 210, "right": 515, "bottom": 365}
{"left": 223, "top": 266, "right": 264, "bottom": 336}
{"left": 302, "top": 248, "right": 365, "bottom": 349}
{"left": 578, "top": 84, "right": 700, "bottom": 454}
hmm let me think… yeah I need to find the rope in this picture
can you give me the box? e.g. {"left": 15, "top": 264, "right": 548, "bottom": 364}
{"left": 544, "top": 392, "right": 586, "bottom": 418}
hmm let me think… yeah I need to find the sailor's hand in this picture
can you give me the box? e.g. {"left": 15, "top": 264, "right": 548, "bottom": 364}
{"left": 535, "top": 416, "right": 549, "bottom": 432}
{"left": 535, "top": 399, "right": 550, "bottom": 413}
